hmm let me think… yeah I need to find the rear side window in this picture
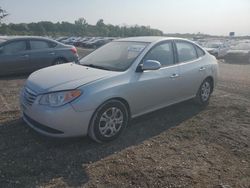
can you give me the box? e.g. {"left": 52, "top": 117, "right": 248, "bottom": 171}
{"left": 196, "top": 46, "right": 205, "bottom": 57}
{"left": 1, "top": 41, "right": 27, "bottom": 55}
{"left": 144, "top": 42, "right": 174, "bottom": 67}
{"left": 30, "top": 40, "right": 50, "bottom": 50}
{"left": 48, "top": 41, "right": 57, "bottom": 48}
{"left": 176, "top": 41, "right": 197, "bottom": 62}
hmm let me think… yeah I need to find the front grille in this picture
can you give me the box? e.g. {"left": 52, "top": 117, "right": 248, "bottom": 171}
{"left": 23, "top": 87, "right": 37, "bottom": 106}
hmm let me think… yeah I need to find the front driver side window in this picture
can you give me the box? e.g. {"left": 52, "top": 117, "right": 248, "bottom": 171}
{"left": 144, "top": 42, "right": 174, "bottom": 67}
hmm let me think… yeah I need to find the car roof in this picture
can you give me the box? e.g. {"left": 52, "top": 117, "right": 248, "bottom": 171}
{"left": 116, "top": 36, "right": 185, "bottom": 43}
{"left": 0, "top": 36, "right": 55, "bottom": 42}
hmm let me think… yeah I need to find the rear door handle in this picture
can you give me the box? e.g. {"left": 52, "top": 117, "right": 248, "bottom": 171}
{"left": 170, "top": 73, "right": 180, "bottom": 78}
{"left": 199, "top": 67, "right": 206, "bottom": 71}
{"left": 49, "top": 52, "right": 55, "bottom": 55}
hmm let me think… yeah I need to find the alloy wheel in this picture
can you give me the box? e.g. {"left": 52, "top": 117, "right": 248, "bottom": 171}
{"left": 201, "top": 81, "right": 211, "bottom": 102}
{"left": 98, "top": 107, "right": 124, "bottom": 138}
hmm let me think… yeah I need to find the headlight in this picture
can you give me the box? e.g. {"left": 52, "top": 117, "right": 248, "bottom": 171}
{"left": 39, "top": 89, "right": 82, "bottom": 107}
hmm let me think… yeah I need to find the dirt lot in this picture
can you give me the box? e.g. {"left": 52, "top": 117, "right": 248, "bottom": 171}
{"left": 0, "top": 57, "right": 250, "bottom": 187}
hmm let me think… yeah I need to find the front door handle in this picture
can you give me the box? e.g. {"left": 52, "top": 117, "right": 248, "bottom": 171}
{"left": 199, "top": 67, "right": 206, "bottom": 71}
{"left": 170, "top": 73, "right": 180, "bottom": 78}
{"left": 49, "top": 52, "right": 55, "bottom": 55}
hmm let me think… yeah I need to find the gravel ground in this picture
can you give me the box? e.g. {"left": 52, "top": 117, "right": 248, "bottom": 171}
{"left": 0, "top": 57, "right": 249, "bottom": 188}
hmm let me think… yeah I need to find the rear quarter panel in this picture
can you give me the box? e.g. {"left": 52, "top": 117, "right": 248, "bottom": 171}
{"left": 55, "top": 47, "right": 78, "bottom": 62}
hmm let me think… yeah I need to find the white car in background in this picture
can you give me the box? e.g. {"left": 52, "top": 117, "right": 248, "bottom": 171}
{"left": 204, "top": 42, "right": 229, "bottom": 58}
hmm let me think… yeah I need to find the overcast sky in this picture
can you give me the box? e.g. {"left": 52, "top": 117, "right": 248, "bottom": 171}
{"left": 1, "top": 0, "right": 250, "bottom": 36}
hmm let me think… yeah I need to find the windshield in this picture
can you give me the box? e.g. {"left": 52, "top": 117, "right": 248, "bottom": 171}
{"left": 80, "top": 41, "right": 148, "bottom": 71}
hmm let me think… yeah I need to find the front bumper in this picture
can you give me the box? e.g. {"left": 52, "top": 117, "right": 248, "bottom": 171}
{"left": 21, "top": 99, "right": 94, "bottom": 138}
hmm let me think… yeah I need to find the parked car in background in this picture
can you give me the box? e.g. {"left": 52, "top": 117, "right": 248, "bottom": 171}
{"left": 0, "top": 36, "right": 78, "bottom": 76}
{"left": 55, "top": 37, "right": 68, "bottom": 43}
{"left": 203, "top": 41, "right": 229, "bottom": 58}
{"left": 20, "top": 37, "right": 218, "bottom": 143}
{"left": 85, "top": 38, "right": 113, "bottom": 48}
{"left": 224, "top": 42, "right": 250, "bottom": 64}
{"left": 81, "top": 37, "right": 100, "bottom": 47}
{"left": 63, "top": 37, "right": 82, "bottom": 45}
{"left": 73, "top": 37, "right": 92, "bottom": 47}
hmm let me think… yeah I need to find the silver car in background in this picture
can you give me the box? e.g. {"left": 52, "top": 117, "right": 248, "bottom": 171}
{"left": 20, "top": 37, "right": 219, "bottom": 143}
{"left": 203, "top": 41, "right": 229, "bottom": 58}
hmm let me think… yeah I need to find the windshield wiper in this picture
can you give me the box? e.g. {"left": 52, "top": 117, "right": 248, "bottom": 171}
{"left": 82, "top": 64, "right": 112, "bottom": 71}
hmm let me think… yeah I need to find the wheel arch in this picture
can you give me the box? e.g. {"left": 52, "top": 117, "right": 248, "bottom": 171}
{"left": 87, "top": 97, "right": 131, "bottom": 142}
{"left": 88, "top": 96, "right": 131, "bottom": 127}
{"left": 111, "top": 97, "right": 131, "bottom": 118}
{"left": 205, "top": 76, "right": 214, "bottom": 93}
{"left": 52, "top": 57, "right": 68, "bottom": 65}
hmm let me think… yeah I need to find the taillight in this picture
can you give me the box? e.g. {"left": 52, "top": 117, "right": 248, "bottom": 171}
{"left": 71, "top": 47, "right": 77, "bottom": 54}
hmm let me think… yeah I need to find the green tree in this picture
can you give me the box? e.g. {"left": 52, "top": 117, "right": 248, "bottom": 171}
{"left": 96, "top": 19, "right": 108, "bottom": 36}
{"left": 0, "top": 17, "right": 164, "bottom": 37}
{"left": 0, "top": 7, "right": 8, "bottom": 23}
{"left": 75, "top": 18, "right": 88, "bottom": 35}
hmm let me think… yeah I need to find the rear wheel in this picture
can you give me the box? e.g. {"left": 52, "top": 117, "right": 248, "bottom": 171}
{"left": 88, "top": 100, "right": 129, "bottom": 143}
{"left": 195, "top": 79, "right": 212, "bottom": 105}
{"left": 53, "top": 58, "right": 67, "bottom": 65}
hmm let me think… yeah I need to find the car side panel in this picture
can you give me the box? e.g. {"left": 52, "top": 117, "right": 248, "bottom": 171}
{"left": 55, "top": 48, "right": 78, "bottom": 62}
{"left": 0, "top": 53, "right": 30, "bottom": 75}
{"left": 178, "top": 57, "right": 208, "bottom": 99}
{"left": 71, "top": 68, "right": 181, "bottom": 118}
{"left": 121, "top": 66, "right": 180, "bottom": 115}
{"left": 0, "top": 40, "right": 30, "bottom": 75}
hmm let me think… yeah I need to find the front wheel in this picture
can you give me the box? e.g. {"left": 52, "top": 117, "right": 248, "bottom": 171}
{"left": 88, "top": 100, "right": 129, "bottom": 143}
{"left": 195, "top": 79, "right": 212, "bottom": 105}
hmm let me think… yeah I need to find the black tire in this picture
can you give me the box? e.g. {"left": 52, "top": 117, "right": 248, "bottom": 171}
{"left": 88, "top": 100, "right": 129, "bottom": 143}
{"left": 195, "top": 79, "right": 212, "bottom": 105}
{"left": 53, "top": 58, "right": 67, "bottom": 65}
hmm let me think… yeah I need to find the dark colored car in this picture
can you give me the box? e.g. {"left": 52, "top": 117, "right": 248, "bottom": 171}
{"left": 86, "top": 38, "right": 113, "bottom": 49}
{"left": 55, "top": 36, "right": 69, "bottom": 42}
{"left": 80, "top": 37, "right": 99, "bottom": 48}
{"left": 73, "top": 37, "right": 91, "bottom": 47}
{"left": 0, "top": 36, "right": 79, "bottom": 76}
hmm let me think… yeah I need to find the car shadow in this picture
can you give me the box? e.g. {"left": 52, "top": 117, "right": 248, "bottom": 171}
{"left": 223, "top": 56, "right": 250, "bottom": 65}
{"left": 0, "top": 73, "right": 29, "bottom": 81}
{"left": 0, "top": 99, "right": 205, "bottom": 187}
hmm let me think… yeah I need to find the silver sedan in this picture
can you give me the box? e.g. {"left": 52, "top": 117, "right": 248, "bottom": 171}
{"left": 20, "top": 37, "right": 219, "bottom": 142}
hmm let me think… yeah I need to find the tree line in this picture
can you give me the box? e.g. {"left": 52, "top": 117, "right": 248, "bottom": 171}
{"left": 0, "top": 17, "right": 163, "bottom": 37}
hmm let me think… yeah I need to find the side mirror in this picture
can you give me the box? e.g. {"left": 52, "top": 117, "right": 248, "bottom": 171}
{"left": 140, "top": 60, "right": 161, "bottom": 71}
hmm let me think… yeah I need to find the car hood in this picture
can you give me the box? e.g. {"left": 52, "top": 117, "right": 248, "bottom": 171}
{"left": 26, "top": 63, "right": 118, "bottom": 94}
